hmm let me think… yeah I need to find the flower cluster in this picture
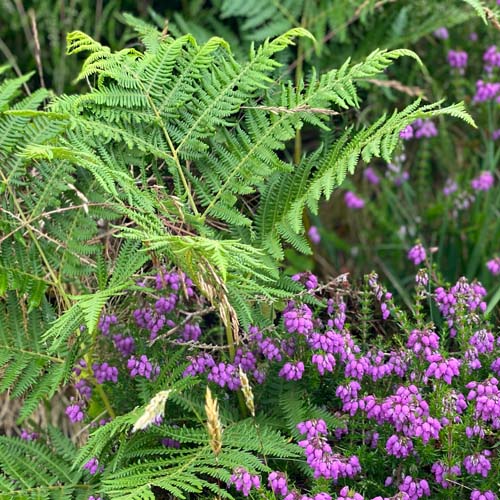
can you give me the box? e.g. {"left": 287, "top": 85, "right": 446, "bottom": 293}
{"left": 60, "top": 264, "right": 498, "bottom": 499}
{"left": 127, "top": 355, "right": 159, "bottom": 379}
{"left": 471, "top": 171, "right": 494, "bottom": 192}
{"left": 344, "top": 191, "right": 365, "bottom": 209}
{"left": 297, "top": 419, "right": 361, "bottom": 481}
{"left": 229, "top": 467, "right": 260, "bottom": 496}
{"left": 407, "top": 244, "right": 426, "bottom": 266}
{"left": 448, "top": 49, "right": 468, "bottom": 71}
{"left": 486, "top": 257, "right": 500, "bottom": 276}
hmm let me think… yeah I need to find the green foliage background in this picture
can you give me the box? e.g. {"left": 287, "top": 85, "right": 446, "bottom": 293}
{"left": 0, "top": 1, "right": 498, "bottom": 498}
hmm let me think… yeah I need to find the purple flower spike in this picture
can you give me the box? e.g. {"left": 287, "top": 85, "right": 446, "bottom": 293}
{"left": 83, "top": 457, "right": 100, "bottom": 475}
{"left": 268, "top": 471, "right": 288, "bottom": 496}
{"left": 471, "top": 171, "right": 494, "bottom": 191}
{"left": 279, "top": 361, "right": 305, "bottom": 381}
{"left": 308, "top": 225, "right": 321, "bottom": 244}
{"left": 399, "top": 125, "right": 414, "bottom": 140}
{"left": 65, "top": 402, "right": 84, "bottom": 423}
{"left": 486, "top": 257, "right": 500, "bottom": 276}
{"left": 229, "top": 467, "right": 260, "bottom": 497}
{"left": 407, "top": 243, "right": 426, "bottom": 265}
{"left": 448, "top": 50, "right": 468, "bottom": 72}
{"left": 464, "top": 451, "right": 492, "bottom": 477}
{"left": 344, "top": 191, "right": 365, "bottom": 209}
{"left": 471, "top": 490, "right": 498, "bottom": 500}
{"left": 127, "top": 355, "right": 158, "bottom": 379}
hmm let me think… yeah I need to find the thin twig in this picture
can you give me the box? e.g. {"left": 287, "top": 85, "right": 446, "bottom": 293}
{"left": 241, "top": 104, "right": 340, "bottom": 116}
{"left": 283, "top": 0, "right": 398, "bottom": 78}
{"left": 366, "top": 78, "right": 426, "bottom": 99}
{"left": 13, "top": 0, "right": 32, "bottom": 50}
{"left": 485, "top": 8, "right": 500, "bottom": 30}
{"left": 0, "top": 203, "right": 112, "bottom": 244}
{"left": 148, "top": 306, "right": 216, "bottom": 346}
{"left": 0, "top": 37, "right": 31, "bottom": 94}
{"left": 28, "top": 9, "right": 45, "bottom": 88}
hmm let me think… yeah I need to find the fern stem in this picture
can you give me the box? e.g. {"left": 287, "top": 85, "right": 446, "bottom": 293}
{"left": 95, "top": 383, "right": 116, "bottom": 419}
{"left": 224, "top": 318, "right": 236, "bottom": 361}
{"left": 252, "top": 418, "right": 269, "bottom": 467}
{"left": 0, "top": 169, "right": 71, "bottom": 309}
{"left": 142, "top": 91, "right": 200, "bottom": 217}
{"left": 293, "top": 37, "right": 304, "bottom": 165}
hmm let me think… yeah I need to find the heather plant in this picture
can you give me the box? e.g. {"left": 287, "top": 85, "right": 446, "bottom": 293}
{"left": 0, "top": 5, "right": 499, "bottom": 500}
{"left": 306, "top": 6, "right": 500, "bottom": 317}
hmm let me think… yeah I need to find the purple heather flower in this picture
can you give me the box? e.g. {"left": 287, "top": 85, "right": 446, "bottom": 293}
{"left": 279, "top": 361, "right": 305, "bottom": 381}
{"left": 441, "top": 390, "right": 467, "bottom": 418}
{"left": 425, "top": 354, "right": 461, "bottom": 384}
{"left": 448, "top": 50, "right": 468, "bottom": 72}
{"left": 407, "top": 243, "right": 426, "bottom": 265}
{"left": 385, "top": 434, "right": 414, "bottom": 458}
{"left": 113, "top": 334, "right": 135, "bottom": 357}
{"left": 434, "top": 27, "right": 449, "bottom": 39}
{"left": 471, "top": 490, "right": 498, "bottom": 500}
{"left": 65, "top": 402, "right": 84, "bottom": 423}
{"left": 466, "top": 424, "right": 485, "bottom": 439}
{"left": 127, "top": 355, "right": 159, "bottom": 379}
{"left": 473, "top": 80, "right": 500, "bottom": 102}
{"left": 97, "top": 314, "right": 117, "bottom": 336}
{"left": 161, "top": 437, "right": 180, "bottom": 448}
{"left": 292, "top": 271, "right": 319, "bottom": 290}
{"left": 484, "top": 45, "right": 500, "bottom": 72}
{"left": 75, "top": 378, "right": 92, "bottom": 399}
{"left": 312, "top": 352, "right": 336, "bottom": 375}
{"left": 268, "top": 471, "right": 288, "bottom": 496}
{"left": 399, "top": 125, "right": 414, "bottom": 140}
{"left": 471, "top": 171, "right": 494, "bottom": 191}
{"left": 469, "top": 329, "right": 495, "bottom": 353}
{"left": 73, "top": 358, "right": 87, "bottom": 377}
{"left": 466, "top": 378, "right": 500, "bottom": 427}
{"left": 234, "top": 348, "right": 257, "bottom": 372}
{"left": 283, "top": 302, "right": 314, "bottom": 335}
{"left": 133, "top": 306, "right": 166, "bottom": 341}
{"left": 181, "top": 323, "right": 202, "bottom": 341}
{"left": 412, "top": 119, "right": 438, "bottom": 139}
{"left": 407, "top": 329, "right": 439, "bottom": 359}
{"left": 431, "top": 462, "right": 461, "bottom": 488}
{"left": 20, "top": 429, "right": 38, "bottom": 441}
{"left": 208, "top": 362, "right": 241, "bottom": 390}
{"left": 345, "top": 354, "right": 370, "bottom": 380}
{"left": 492, "top": 129, "right": 500, "bottom": 140}
{"left": 398, "top": 476, "right": 430, "bottom": 499}
{"left": 229, "top": 467, "right": 260, "bottom": 497}
{"left": 183, "top": 353, "right": 215, "bottom": 377}
{"left": 491, "top": 358, "right": 500, "bottom": 376}
{"left": 344, "top": 191, "right": 365, "bottom": 209}
{"left": 364, "top": 166, "right": 380, "bottom": 185}
{"left": 257, "top": 336, "right": 282, "bottom": 361}
{"left": 297, "top": 419, "right": 328, "bottom": 438}
{"left": 92, "top": 362, "right": 118, "bottom": 384}
{"left": 443, "top": 178, "right": 458, "bottom": 196}
{"left": 308, "top": 225, "right": 321, "bottom": 244}
{"left": 83, "top": 457, "right": 100, "bottom": 475}
{"left": 88, "top": 496, "right": 102, "bottom": 500}
{"left": 463, "top": 450, "right": 492, "bottom": 477}
{"left": 435, "top": 277, "right": 487, "bottom": 337}
{"left": 412, "top": 415, "right": 442, "bottom": 443}
{"left": 486, "top": 257, "right": 500, "bottom": 276}
{"left": 338, "top": 487, "right": 364, "bottom": 500}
